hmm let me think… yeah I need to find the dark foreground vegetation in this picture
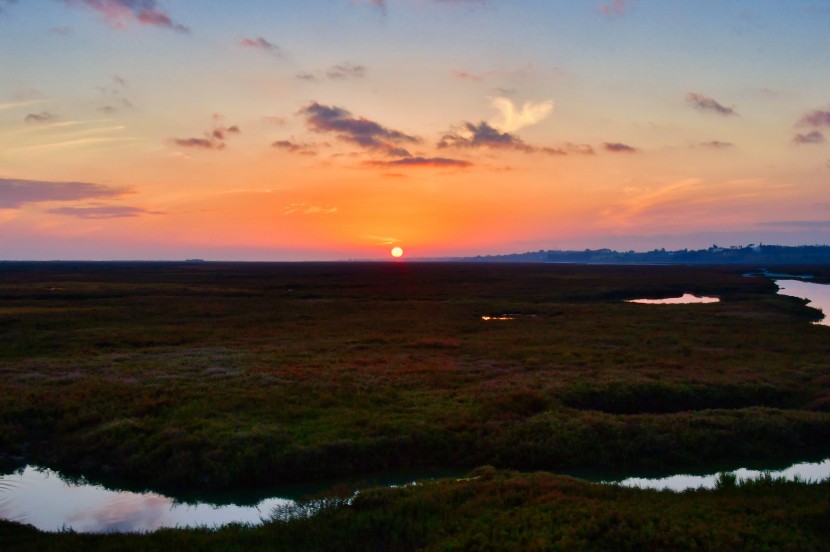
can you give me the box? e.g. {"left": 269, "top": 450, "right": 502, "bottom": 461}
{"left": 2, "top": 261, "right": 830, "bottom": 548}
{"left": 4, "top": 468, "right": 829, "bottom": 551}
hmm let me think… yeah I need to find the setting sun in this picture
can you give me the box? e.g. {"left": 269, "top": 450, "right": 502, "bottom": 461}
{"left": 391, "top": 247, "right": 404, "bottom": 258}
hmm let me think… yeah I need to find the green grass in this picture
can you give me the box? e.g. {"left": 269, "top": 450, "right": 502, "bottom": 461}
{"left": 3, "top": 261, "right": 830, "bottom": 548}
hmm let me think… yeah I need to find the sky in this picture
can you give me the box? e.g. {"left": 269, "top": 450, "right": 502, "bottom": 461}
{"left": 1, "top": 0, "right": 829, "bottom": 261}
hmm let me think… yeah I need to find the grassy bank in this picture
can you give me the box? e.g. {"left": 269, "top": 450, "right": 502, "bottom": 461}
{"left": 3, "top": 468, "right": 829, "bottom": 551}
{"left": 2, "top": 262, "right": 830, "bottom": 493}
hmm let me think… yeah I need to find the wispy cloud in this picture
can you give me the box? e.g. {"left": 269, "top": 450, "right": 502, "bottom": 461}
{"left": 0, "top": 0, "right": 16, "bottom": 14}
{"left": 296, "top": 62, "right": 367, "bottom": 82}
{"left": 239, "top": 37, "right": 280, "bottom": 55}
{"left": 696, "top": 140, "right": 734, "bottom": 149}
{"left": 365, "top": 156, "right": 473, "bottom": 168}
{"left": 793, "top": 130, "right": 825, "bottom": 144}
{"left": 489, "top": 96, "right": 554, "bottom": 133}
{"left": 603, "top": 142, "right": 638, "bottom": 153}
{"left": 271, "top": 140, "right": 322, "bottom": 156}
{"left": 0, "top": 177, "right": 129, "bottom": 208}
{"left": 797, "top": 107, "right": 830, "bottom": 128}
{"left": 24, "top": 111, "right": 57, "bottom": 124}
{"left": 61, "top": 0, "right": 189, "bottom": 32}
{"left": 686, "top": 92, "right": 738, "bottom": 117}
{"left": 173, "top": 115, "right": 240, "bottom": 150}
{"left": 0, "top": 99, "right": 48, "bottom": 111}
{"left": 283, "top": 203, "right": 338, "bottom": 216}
{"left": 48, "top": 204, "right": 163, "bottom": 218}
{"left": 299, "top": 102, "right": 419, "bottom": 156}
{"left": 758, "top": 220, "right": 830, "bottom": 228}
{"left": 599, "top": 0, "right": 627, "bottom": 17}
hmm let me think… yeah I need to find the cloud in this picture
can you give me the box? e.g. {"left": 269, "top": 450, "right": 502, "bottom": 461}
{"left": 48, "top": 205, "right": 163, "bottom": 218}
{"left": 61, "top": 0, "right": 189, "bottom": 32}
{"left": 599, "top": 0, "right": 627, "bottom": 17}
{"left": 686, "top": 92, "right": 738, "bottom": 117}
{"left": 326, "top": 63, "right": 366, "bottom": 80}
{"left": 0, "top": 0, "right": 15, "bottom": 14}
{"left": 173, "top": 116, "right": 240, "bottom": 150}
{"left": 271, "top": 140, "right": 321, "bottom": 156}
{"left": 282, "top": 203, "right": 338, "bottom": 216}
{"left": 365, "top": 156, "right": 473, "bottom": 168}
{"left": 793, "top": 130, "right": 826, "bottom": 144}
{"left": 296, "top": 63, "right": 367, "bottom": 82}
{"left": 51, "top": 26, "right": 73, "bottom": 35}
{"left": 24, "top": 111, "right": 57, "bottom": 124}
{"left": 438, "top": 121, "right": 534, "bottom": 152}
{"left": 697, "top": 140, "right": 734, "bottom": 149}
{"left": 565, "top": 143, "right": 596, "bottom": 155}
{"left": 263, "top": 116, "right": 286, "bottom": 126}
{"left": 758, "top": 220, "right": 830, "bottom": 229}
{"left": 797, "top": 108, "right": 830, "bottom": 128}
{"left": 489, "top": 96, "right": 554, "bottom": 133}
{"left": 603, "top": 142, "right": 638, "bottom": 153}
{"left": 239, "top": 37, "right": 280, "bottom": 55}
{"left": 299, "top": 102, "right": 419, "bottom": 156}
{"left": 0, "top": 177, "right": 129, "bottom": 208}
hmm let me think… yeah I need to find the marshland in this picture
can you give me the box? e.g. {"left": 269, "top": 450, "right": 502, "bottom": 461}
{"left": 2, "top": 261, "right": 830, "bottom": 549}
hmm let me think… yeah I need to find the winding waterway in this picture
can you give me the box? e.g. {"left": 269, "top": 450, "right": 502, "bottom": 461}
{"left": 2, "top": 459, "right": 829, "bottom": 533}
{"left": 775, "top": 279, "right": 830, "bottom": 326}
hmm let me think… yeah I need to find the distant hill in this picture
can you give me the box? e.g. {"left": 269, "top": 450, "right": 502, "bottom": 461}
{"left": 458, "top": 244, "right": 830, "bottom": 265}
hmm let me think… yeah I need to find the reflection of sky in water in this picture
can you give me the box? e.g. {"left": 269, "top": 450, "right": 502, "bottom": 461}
{"left": 613, "top": 459, "right": 830, "bottom": 492}
{"left": 776, "top": 280, "right": 830, "bottom": 326}
{"left": 627, "top": 294, "right": 719, "bottom": 304}
{"left": 0, "top": 466, "right": 292, "bottom": 533}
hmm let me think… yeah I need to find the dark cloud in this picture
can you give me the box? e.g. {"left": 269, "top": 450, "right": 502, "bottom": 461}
{"left": 48, "top": 205, "right": 163, "bottom": 218}
{"left": 173, "top": 116, "right": 240, "bottom": 150}
{"left": 603, "top": 142, "right": 638, "bottom": 153}
{"left": 263, "top": 116, "right": 287, "bottom": 126}
{"left": 437, "top": 121, "right": 567, "bottom": 156}
{"left": 50, "top": 26, "right": 74, "bottom": 35}
{"left": 62, "top": 0, "right": 189, "bottom": 32}
{"left": 697, "top": 140, "right": 734, "bottom": 149}
{"left": 686, "top": 92, "right": 738, "bottom": 117}
{"left": 295, "top": 72, "right": 317, "bottom": 82}
{"left": 366, "top": 157, "right": 473, "bottom": 168}
{"left": 24, "top": 111, "right": 57, "bottom": 124}
{"left": 239, "top": 37, "right": 280, "bottom": 55}
{"left": 299, "top": 102, "right": 419, "bottom": 156}
{"left": 0, "top": 177, "right": 129, "bottom": 208}
{"left": 797, "top": 108, "right": 830, "bottom": 128}
{"left": 438, "top": 121, "right": 534, "bottom": 153}
{"left": 0, "top": 0, "right": 15, "bottom": 14}
{"left": 793, "top": 130, "right": 826, "bottom": 144}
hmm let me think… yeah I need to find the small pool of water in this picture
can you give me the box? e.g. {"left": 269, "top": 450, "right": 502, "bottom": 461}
{"left": 776, "top": 279, "right": 830, "bottom": 326}
{"left": 627, "top": 294, "right": 719, "bottom": 304}
{"left": 3, "top": 458, "right": 829, "bottom": 533}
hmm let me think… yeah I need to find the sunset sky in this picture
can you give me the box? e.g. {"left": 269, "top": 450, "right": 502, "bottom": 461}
{"left": 1, "top": 0, "right": 829, "bottom": 260}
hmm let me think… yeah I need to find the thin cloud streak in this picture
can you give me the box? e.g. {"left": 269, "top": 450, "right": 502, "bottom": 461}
{"left": 61, "top": 0, "right": 189, "bottom": 32}
{"left": 686, "top": 92, "right": 738, "bottom": 117}
{"left": 0, "top": 177, "right": 130, "bottom": 208}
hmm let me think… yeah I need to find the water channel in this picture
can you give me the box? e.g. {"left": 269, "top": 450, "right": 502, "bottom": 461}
{"left": 4, "top": 279, "right": 830, "bottom": 533}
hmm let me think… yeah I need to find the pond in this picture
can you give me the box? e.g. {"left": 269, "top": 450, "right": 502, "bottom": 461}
{"left": 775, "top": 279, "right": 830, "bottom": 326}
{"left": 627, "top": 293, "right": 719, "bottom": 304}
{"left": 2, "top": 458, "right": 828, "bottom": 533}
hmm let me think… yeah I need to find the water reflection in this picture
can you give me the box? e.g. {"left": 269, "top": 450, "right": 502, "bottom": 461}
{"left": 627, "top": 294, "right": 719, "bottom": 304}
{"left": 611, "top": 459, "right": 830, "bottom": 492}
{"left": 0, "top": 466, "right": 292, "bottom": 533}
{"left": 776, "top": 279, "right": 830, "bottom": 326}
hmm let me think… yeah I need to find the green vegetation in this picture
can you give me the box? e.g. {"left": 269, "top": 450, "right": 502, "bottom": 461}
{"left": 2, "top": 261, "right": 830, "bottom": 548}
{"left": 4, "top": 468, "right": 829, "bottom": 551}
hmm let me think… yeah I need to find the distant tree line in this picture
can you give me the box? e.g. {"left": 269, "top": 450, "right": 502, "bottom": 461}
{"left": 464, "top": 244, "right": 830, "bottom": 265}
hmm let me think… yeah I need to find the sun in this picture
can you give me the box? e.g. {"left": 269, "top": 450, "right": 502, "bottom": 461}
{"left": 391, "top": 246, "right": 404, "bottom": 258}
